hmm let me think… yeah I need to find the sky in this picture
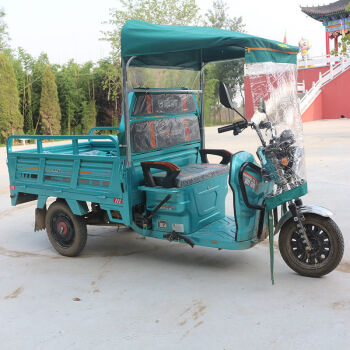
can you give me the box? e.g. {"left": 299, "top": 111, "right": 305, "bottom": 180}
{"left": 1, "top": 0, "right": 330, "bottom": 64}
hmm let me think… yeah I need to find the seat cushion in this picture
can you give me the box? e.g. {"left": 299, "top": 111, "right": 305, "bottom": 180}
{"left": 153, "top": 163, "right": 229, "bottom": 188}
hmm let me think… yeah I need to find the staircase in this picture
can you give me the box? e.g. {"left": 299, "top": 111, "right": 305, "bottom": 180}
{"left": 300, "top": 56, "right": 350, "bottom": 115}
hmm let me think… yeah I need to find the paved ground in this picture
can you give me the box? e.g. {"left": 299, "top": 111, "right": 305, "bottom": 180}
{"left": 0, "top": 119, "right": 349, "bottom": 349}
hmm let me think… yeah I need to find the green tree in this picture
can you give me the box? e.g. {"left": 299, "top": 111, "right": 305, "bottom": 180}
{"left": 31, "top": 53, "right": 50, "bottom": 133}
{"left": 101, "top": 0, "right": 202, "bottom": 114}
{"left": 81, "top": 100, "right": 97, "bottom": 134}
{"left": 40, "top": 65, "right": 61, "bottom": 134}
{"left": 92, "top": 59, "right": 120, "bottom": 127}
{"left": 0, "top": 8, "right": 10, "bottom": 51}
{"left": 0, "top": 53, "right": 23, "bottom": 142}
{"left": 204, "top": 0, "right": 245, "bottom": 32}
{"left": 203, "top": 0, "right": 245, "bottom": 124}
{"left": 10, "top": 48, "right": 35, "bottom": 134}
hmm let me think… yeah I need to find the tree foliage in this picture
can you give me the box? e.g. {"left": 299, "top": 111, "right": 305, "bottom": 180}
{"left": 103, "top": 0, "right": 201, "bottom": 59}
{"left": 0, "top": 9, "right": 10, "bottom": 51}
{"left": 40, "top": 65, "right": 61, "bottom": 135}
{"left": 81, "top": 100, "right": 97, "bottom": 134}
{"left": 0, "top": 53, "right": 23, "bottom": 142}
{"left": 203, "top": 0, "right": 246, "bottom": 124}
{"left": 101, "top": 0, "right": 202, "bottom": 103}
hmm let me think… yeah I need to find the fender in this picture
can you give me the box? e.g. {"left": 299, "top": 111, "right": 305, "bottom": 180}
{"left": 274, "top": 205, "right": 333, "bottom": 234}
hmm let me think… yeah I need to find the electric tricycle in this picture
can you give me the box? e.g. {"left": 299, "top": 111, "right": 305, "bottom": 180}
{"left": 7, "top": 20, "right": 344, "bottom": 281}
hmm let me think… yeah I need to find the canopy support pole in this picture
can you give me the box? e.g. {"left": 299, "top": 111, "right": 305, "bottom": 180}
{"left": 199, "top": 51, "right": 205, "bottom": 150}
{"left": 123, "top": 56, "right": 136, "bottom": 168}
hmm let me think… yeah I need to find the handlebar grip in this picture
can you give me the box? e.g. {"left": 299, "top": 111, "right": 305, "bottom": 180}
{"left": 218, "top": 124, "right": 234, "bottom": 133}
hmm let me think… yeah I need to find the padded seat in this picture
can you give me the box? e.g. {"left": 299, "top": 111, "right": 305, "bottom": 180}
{"left": 154, "top": 163, "right": 229, "bottom": 188}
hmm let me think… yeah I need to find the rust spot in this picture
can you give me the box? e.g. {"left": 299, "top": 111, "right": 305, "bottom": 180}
{"left": 210, "top": 240, "right": 218, "bottom": 244}
{"left": 4, "top": 287, "right": 23, "bottom": 299}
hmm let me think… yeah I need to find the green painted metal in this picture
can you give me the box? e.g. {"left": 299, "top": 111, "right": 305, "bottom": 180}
{"left": 268, "top": 211, "right": 275, "bottom": 285}
{"left": 121, "top": 20, "right": 299, "bottom": 69}
{"left": 265, "top": 183, "right": 308, "bottom": 210}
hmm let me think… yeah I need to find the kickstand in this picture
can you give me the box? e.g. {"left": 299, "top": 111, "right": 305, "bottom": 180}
{"left": 268, "top": 210, "right": 275, "bottom": 285}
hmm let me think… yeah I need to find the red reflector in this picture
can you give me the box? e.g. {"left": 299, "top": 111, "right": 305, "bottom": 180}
{"left": 113, "top": 198, "right": 123, "bottom": 204}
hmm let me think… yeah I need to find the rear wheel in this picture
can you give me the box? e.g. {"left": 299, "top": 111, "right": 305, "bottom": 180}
{"left": 46, "top": 200, "right": 87, "bottom": 257}
{"left": 279, "top": 214, "right": 344, "bottom": 277}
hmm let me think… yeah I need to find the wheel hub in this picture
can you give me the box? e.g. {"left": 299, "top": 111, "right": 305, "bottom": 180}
{"left": 291, "top": 224, "right": 331, "bottom": 265}
{"left": 51, "top": 211, "right": 75, "bottom": 248}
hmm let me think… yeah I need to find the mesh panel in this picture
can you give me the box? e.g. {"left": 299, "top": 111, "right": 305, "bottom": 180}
{"left": 131, "top": 115, "right": 200, "bottom": 153}
{"left": 132, "top": 94, "right": 197, "bottom": 116}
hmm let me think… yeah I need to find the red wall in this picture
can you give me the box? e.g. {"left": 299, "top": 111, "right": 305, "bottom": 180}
{"left": 298, "top": 66, "right": 329, "bottom": 91}
{"left": 245, "top": 66, "right": 350, "bottom": 122}
{"left": 322, "top": 68, "right": 350, "bottom": 118}
{"left": 302, "top": 93, "right": 323, "bottom": 122}
{"left": 301, "top": 67, "right": 350, "bottom": 121}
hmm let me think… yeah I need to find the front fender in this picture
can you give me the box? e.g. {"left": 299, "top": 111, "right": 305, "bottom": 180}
{"left": 275, "top": 205, "right": 333, "bottom": 234}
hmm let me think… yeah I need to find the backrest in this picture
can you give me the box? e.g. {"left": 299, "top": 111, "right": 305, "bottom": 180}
{"left": 130, "top": 92, "right": 201, "bottom": 154}
{"left": 126, "top": 92, "right": 202, "bottom": 208}
{"left": 131, "top": 115, "right": 200, "bottom": 153}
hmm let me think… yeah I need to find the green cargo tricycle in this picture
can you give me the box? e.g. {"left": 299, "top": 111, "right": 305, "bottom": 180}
{"left": 7, "top": 21, "right": 344, "bottom": 282}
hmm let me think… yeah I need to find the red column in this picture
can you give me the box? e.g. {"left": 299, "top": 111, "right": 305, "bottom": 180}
{"left": 326, "top": 31, "right": 330, "bottom": 65}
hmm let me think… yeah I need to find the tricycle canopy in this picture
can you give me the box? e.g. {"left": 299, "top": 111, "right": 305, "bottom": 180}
{"left": 121, "top": 20, "right": 299, "bottom": 69}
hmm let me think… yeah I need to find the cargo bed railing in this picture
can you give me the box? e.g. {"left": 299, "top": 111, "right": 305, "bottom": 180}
{"left": 7, "top": 134, "right": 120, "bottom": 155}
{"left": 88, "top": 127, "right": 120, "bottom": 135}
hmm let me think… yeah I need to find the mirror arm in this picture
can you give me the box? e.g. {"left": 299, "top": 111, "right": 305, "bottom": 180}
{"left": 250, "top": 122, "right": 266, "bottom": 147}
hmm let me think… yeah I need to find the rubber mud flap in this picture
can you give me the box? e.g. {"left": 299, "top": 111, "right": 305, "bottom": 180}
{"left": 35, "top": 206, "right": 46, "bottom": 231}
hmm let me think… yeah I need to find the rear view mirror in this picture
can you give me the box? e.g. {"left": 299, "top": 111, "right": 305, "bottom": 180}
{"left": 219, "top": 81, "right": 234, "bottom": 109}
{"left": 258, "top": 98, "right": 266, "bottom": 114}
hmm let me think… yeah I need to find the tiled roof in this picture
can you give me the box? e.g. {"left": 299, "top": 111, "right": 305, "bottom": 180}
{"left": 301, "top": 0, "right": 349, "bottom": 16}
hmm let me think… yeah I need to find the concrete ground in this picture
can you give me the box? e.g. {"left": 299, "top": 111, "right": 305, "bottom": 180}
{"left": 0, "top": 119, "right": 349, "bottom": 349}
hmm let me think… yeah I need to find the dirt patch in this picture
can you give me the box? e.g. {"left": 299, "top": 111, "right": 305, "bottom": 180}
{"left": 332, "top": 300, "right": 350, "bottom": 310}
{"left": 0, "top": 246, "right": 63, "bottom": 259}
{"left": 194, "top": 320, "right": 203, "bottom": 328}
{"left": 4, "top": 287, "right": 23, "bottom": 299}
{"left": 0, "top": 202, "right": 36, "bottom": 219}
{"left": 337, "top": 262, "right": 350, "bottom": 273}
{"left": 178, "top": 299, "right": 207, "bottom": 338}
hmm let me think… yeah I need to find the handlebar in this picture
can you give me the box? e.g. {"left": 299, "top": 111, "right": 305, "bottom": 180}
{"left": 218, "top": 124, "right": 236, "bottom": 133}
{"left": 218, "top": 121, "right": 248, "bottom": 135}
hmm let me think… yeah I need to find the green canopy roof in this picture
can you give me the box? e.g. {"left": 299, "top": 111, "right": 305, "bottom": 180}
{"left": 121, "top": 20, "right": 299, "bottom": 70}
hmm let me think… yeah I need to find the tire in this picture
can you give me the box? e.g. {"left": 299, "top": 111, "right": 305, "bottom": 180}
{"left": 279, "top": 213, "right": 344, "bottom": 277}
{"left": 45, "top": 200, "right": 87, "bottom": 257}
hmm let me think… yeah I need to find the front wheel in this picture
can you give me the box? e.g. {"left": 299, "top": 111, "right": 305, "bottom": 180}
{"left": 279, "top": 214, "right": 344, "bottom": 277}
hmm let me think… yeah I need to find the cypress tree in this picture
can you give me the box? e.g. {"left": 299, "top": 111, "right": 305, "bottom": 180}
{"left": 81, "top": 100, "right": 97, "bottom": 134}
{"left": 40, "top": 65, "right": 61, "bottom": 135}
{"left": 23, "top": 74, "right": 34, "bottom": 133}
{"left": 0, "top": 53, "right": 23, "bottom": 143}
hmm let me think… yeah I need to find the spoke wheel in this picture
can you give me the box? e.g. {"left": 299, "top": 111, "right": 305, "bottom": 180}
{"left": 290, "top": 224, "right": 331, "bottom": 266}
{"left": 46, "top": 200, "right": 87, "bottom": 257}
{"left": 279, "top": 214, "right": 344, "bottom": 277}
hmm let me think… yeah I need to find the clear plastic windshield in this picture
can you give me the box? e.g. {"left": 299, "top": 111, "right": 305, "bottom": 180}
{"left": 127, "top": 67, "right": 200, "bottom": 90}
{"left": 245, "top": 62, "right": 306, "bottom": 198}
